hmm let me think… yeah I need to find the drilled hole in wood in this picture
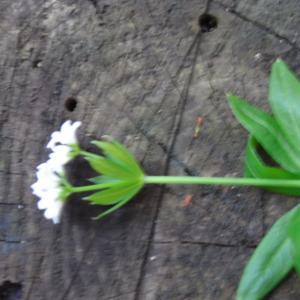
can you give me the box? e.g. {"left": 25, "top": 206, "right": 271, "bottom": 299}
{"left": 65, "top": 97, "right": 77, "bottom": 112}
{"left": 0, "top": 281, "right": 22, "bottom": 300}
{"left": 198, "top": 13, "right": 218, "bottom": 32}
{"left": 32, "top": 59, "right": 42, "bottom": 68}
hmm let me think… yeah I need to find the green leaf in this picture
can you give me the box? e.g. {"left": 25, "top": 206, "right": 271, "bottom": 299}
{"left": 83, "top": 140, "right": 144, "bottom": 181}
{"left": 92, "top": 140, "right": 143, "bottom": 175}
{"left": 269, "top": 59, "right": 300, "bottom": 149}
{"left": 244, "top": 136, "right": 300, "bottom": 196}
{"left": 84, "top": 152, "right": 133, "bottom": 178}
{"left": 85, "top": 182, "right": 141, "bottom": 205}
{"left": 77, "top": 140, "right": 145, "bottom": 218}
{"left": 237, "top": 205, "right": 300, "bottom": 300}
{"left": 228, "top": 95, "right": 300, "bottom": 174}
{"left": 288, "top": 209, "right": 300, "bottom": 276}
{"left": 93, "top": 184, "right": 142, "bottom": 220}
{"left": 89, "top": 175, "right": 121, "bottom": 184}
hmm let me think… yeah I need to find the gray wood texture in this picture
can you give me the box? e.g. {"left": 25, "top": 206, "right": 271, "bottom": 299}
{"left": 1, "top": 0, "right": 300, "bottom": 299}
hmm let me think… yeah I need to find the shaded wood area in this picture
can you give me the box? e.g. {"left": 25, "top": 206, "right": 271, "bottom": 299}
{"left": 1, "top": 0, "right": 300, "bottom": 299}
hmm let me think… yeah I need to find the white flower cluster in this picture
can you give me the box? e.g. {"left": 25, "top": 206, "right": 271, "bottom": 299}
{"left": 31, "top": 120, "right": 81, "bottom": 224}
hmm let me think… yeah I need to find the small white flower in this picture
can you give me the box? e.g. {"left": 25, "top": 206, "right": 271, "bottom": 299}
{"left": 37, "top": 186, "right": 64, "bottom": 224}
{"left": 47, "top": 120, "right": 81, "bottom": 151}
{"left": 31, "top": 161, "right": 65, "bottom": 224}
{"left": 48, "top": 145, "right": 73, "bottom": 172}
{"left": 31, "top": 120, "right": 81, "bottom": 224}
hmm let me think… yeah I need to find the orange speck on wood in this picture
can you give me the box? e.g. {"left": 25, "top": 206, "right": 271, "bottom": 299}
{"left": 193, "top": 116, "right": 204, "bottom": 138}
{"left": 182, "top": 194, "right": 193, "bottom": 207}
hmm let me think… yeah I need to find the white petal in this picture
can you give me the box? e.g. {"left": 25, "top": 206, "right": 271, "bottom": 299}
{"left": 60, "top": 120, "right": 72, "bottom": 133}
{"left": 33, "top": 161, "right": 62, "bottom": 202}
{"left": 31, "top": 181, "right": 41, "bottom": 192}
{"left": 31, "top": 182, "right": 50, "bottom": 198}
{"left": 37, "top": 160, "right": 54, "bottom": 173}
{"left": 36, "top": 167, "right": 59, "bottom": 187}
{"left": 60, "top": 120, "right": 81, "bottom": 145}
{"left": 47, "top": 131, "right": 62, "bottom": 150}
{"left": 43, "top": 155, "right": 66, "bottom": 174}
{"left": 37, "top": 198, "right": 49, "bottom": 209}
{"left": 48, "top": 187, "right": 61, "bottom": 198}
{"left": 32, "top": 189, "right": 40, "bottom": 197}
{"left": 52, "top": 216, "right": 60, "bottom": 224}
{"left": 72, "top": 121, "right": 82, "bottom": 130}
{"left": 44, "top": 208, "right": 56, "bottom": 220}
{"left": 37, "top": 186, "right": 59, "bottom": 205}
{"left": 50, "top": 145, "right": 70, "bottom": 156}
{"left": 46, "top": 157, "right": 65, "bottom": 173}
{"left": 49, "top": 145, "right": 71, "bottom": 167}
{"left": 36, "top": 162, "right": 49, "bottom": 171}
{"left": 37, "top": 196, "right": 63, "bottom": 223}
{"left": 46, "top": 120, "right": 81, "bottom": 150}
{"left": 43, "top": 200, "right": 64, "bottom": 223}
{"left": 36, "top": 166, "right": 52, "bottom": 180}
{"left": 49, "top": 163, "right": 64, "bottom": 174}
{"left": 69, "top": 121, "right": 81, "bottom": 143}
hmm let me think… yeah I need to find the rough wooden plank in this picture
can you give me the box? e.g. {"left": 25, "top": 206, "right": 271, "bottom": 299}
{"left": 0, "top": 0, "right": 194, "bottom": 299}
{"left": 138, "top": 242, "right": 252, "bottom": 300}
{"left": 151, "top": 1, "right": 289, "bottom": 246}
{"left": 235, "top": 0, "right": 300, "bottom": 50}
{"left": 135, "top": 1, "right": 300, "bottom": 299}
{"left": 1, "top": 0, "right": 300, "bottom": 299}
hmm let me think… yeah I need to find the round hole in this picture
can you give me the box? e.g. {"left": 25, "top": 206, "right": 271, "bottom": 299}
{"left": 198, "top": 13, "right": 218, "bottom": 32}
{"left": 65, "top": 97, "right": 77, "bottom": 112}
{"left": 32, "top": 59, "right": 42, "bottom": 68}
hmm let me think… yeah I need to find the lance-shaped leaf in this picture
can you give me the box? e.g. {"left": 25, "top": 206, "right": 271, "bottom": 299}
{"left": 85, "top": 181, "right": 141, "bottom": 206}
{"left": 93, "top": 184, "right": 142, "bottom": 220}
{"left": 89, "top": 175, "right": 121, "bottom": 184}
{"left": 84, "top": 152, "right": 133, "bottom": 178}
{"left": 288, "top": 208, "right": 300, "bottom": 276}
{"left": 237, "top": 205, "right": 300, "bottom": 300}
{"left": 269, "top": 59, "right": 300, "bottom": 149}
{"left": 244, "top": 136, "right": 300, "bottom": 196}
{"left": 228, "top": 95, "right": 300, "bottom": 174}
{"left": 92, "top": 140, "right": 143, "bottom": 175}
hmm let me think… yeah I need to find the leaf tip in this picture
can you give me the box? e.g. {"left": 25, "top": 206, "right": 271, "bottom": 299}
{"left": 227, "top": 94, "right": 239, "bottom": 107}
{"left": 92, "top": 214, "right": 104, "bottom": 220}
{"left": 226, "top": 92, "right": 233, "bottom": 99}
{"left": 272, "top": 58, "right": 287, "bottom": 72}
{"left": 91, "top": 140, "right": 100, "bottom": 146}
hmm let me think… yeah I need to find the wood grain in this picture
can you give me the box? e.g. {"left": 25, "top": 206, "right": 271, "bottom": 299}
{"left": 1, "top": 0, "right": 300, "bottom": 299}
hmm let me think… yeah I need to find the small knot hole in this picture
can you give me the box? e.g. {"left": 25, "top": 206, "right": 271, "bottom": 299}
{"left": 65, "top": 97, "right": 77, "bottom": 112}
{"left": 198, "top": 13, "right": 218, "bottom": 32}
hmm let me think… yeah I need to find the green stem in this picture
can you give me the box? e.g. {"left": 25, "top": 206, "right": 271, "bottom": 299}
{"left": 144, "top": 176, "right": 300, "bottom": 188}
{"left": 71, "top": 175, "right": 300, "bottom": 194}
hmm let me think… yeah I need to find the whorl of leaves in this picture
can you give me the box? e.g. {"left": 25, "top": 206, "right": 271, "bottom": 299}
{"left": 82, "top": 140, "right": 144, "bottom": 219}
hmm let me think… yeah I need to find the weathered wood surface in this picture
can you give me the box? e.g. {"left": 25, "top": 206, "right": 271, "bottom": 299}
{"left": 1, "top": 0, "right": 300, "bottom": 299}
